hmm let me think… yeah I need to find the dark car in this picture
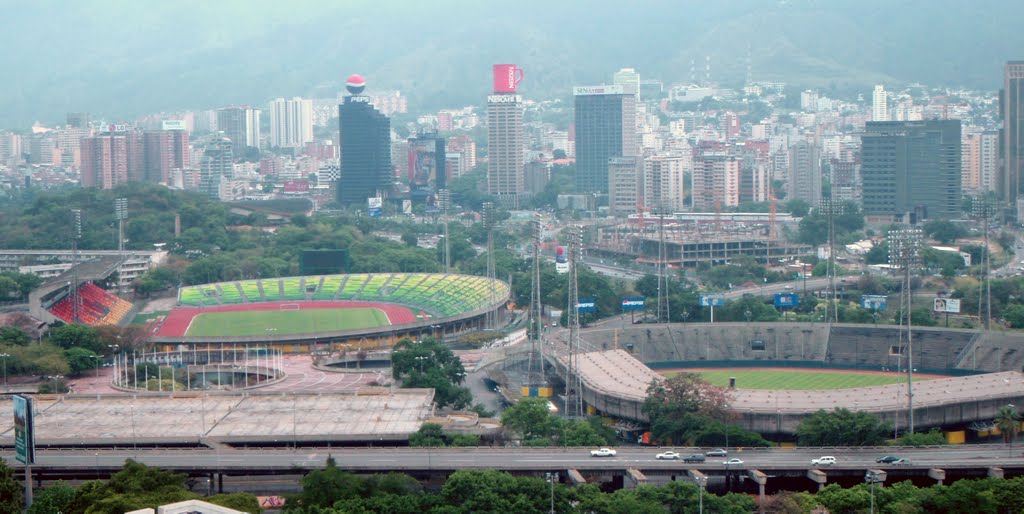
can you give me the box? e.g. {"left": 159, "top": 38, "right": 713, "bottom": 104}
{"left": 876, "top": 455, "right": 901, "bottom": 464}
{"left": 683, "top": 454, "right": 706, "bottom": 463}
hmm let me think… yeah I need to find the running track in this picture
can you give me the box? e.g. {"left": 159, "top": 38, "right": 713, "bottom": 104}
{"left": 155, "top": 301, "right": 418, "bottom": 337}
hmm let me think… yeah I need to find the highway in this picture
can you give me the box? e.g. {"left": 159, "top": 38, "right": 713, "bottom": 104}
{"left": 9, "top": 445, "right": 1024, "bottom": 474}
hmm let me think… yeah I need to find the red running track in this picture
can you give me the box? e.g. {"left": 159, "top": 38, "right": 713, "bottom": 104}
{"left": 155, "top": 301, "right": 417, "bottom": 337}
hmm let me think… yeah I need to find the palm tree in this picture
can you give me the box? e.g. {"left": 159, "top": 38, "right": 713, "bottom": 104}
{"left": 995, "top": 404, "right": 1021, "bottom": 448}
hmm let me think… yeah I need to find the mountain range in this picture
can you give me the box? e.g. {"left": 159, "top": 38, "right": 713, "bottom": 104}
{"left": 1, "top": 0, "right": 1021, "bottom": 128}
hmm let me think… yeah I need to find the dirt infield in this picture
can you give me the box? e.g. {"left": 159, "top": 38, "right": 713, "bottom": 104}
{"left": 154, "top": 301, "right": 417, "bottom": 337}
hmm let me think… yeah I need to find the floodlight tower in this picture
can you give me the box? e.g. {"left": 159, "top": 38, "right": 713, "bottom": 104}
{"left": 971, "top": 197, "right": 995, "bottom": 368}
{"left": 888, "top": 227, "right": 923, "bottom": 433}
{"left": 527, "top": 218, "right": 545, "bottom": 383}
{"left": 70, "top": 209, "right": 83, "bottom": 323}
{"left": 438, "top": 189, "right": 451, "bottom": 273}
{"left": 482, "top": 202, "right": 497, "bottom": 330}
{"left": 656, "top": 208, "right": 671, "bottom": 323}
{"left": 819, "top": 199, "right": 845, "bottom": 324}
{"left": 565, "top": 225, "right": 584, "bottom": 418}
{"left": 115, "top": 198, "right": 128, "bottom": 293}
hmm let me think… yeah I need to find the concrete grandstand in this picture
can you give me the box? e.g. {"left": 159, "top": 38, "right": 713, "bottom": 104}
{"left": 543, "top": 322, "right": 1024, "bottom": 436}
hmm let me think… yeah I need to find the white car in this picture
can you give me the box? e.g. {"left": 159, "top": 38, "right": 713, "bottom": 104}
{"left": 811, "top": 456, "right": 836, "bottom": 466}
{"left": 655, "top": 451, "right": 680, "bottom": 460}
{"left": 590, "top": 448, "right": 617, "bottom": 457}
{"left": 723, "top": 458, "right": 744, "bottom": 466}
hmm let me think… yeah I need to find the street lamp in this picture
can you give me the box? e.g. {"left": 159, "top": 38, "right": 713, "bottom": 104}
{"left": 545, "top": 472, "right": 558, "bottom": 514}
{"left": 865, "top": 470, "right": 881, "bottom": 513}
{"left": 695, "top": 475, "right": 707, "bottom": 514}
{"left": 0, "top": 353, "right": 9, "bottom": 390}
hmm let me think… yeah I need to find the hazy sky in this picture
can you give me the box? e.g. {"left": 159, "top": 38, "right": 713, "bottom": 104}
{"left": 1, "top": 0, "right": 1022, "bottom": 128}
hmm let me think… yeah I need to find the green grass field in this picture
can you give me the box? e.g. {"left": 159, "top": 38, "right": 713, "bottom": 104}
{"left": 185, "top": 308, "right": 389, "bottom": 337}
{"left": 664, "top": 369, "right": 935, "bottom": 390}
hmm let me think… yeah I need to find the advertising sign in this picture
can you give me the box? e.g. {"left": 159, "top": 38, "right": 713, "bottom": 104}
{"left": 699, "top": 294, "right": 725, "bottom": 307}
{"left": 408, "top": 138, "right": 439, "bottom": 188}
{"left": 161, "top": 119, "right": 186, "bottom": 130}
{"left": 14, "top": 395, "right": 34, "bottom": 465}
{"left": 933, "top": 298, "right": 961, "bottom": 314}
{"left": 773, "top": 293, "right": 799, "bottom": 308}
{"left": 402, "top": 199, "right": 413, "bottom": 215}
{"left": 367, "top": 197, "right": 382, "bottom": 218}
{"left": 862, "top": 295, "right": 888, "bottom": 311}
{"left": 283, "top": 180, "right": 309, "bottom": 193}
{"left": 621, "top": 297, "right": 645, "bottom": 311}
{"left": 573, "top": 85, "right": 626, "bottom": 96}
{"left": 492, "top": 64, "right": 524, "bottom": 93}
{"left": 576, "top": 299, "right": 597, "bottom": 313}
{"left": 487, "top": 94, "right": 522, "bottom": 104}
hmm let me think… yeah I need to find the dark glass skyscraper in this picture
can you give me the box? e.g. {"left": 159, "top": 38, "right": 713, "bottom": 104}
{"left": 338, "top": 75, "right": 391, "bottom": 205}
{"left": 861, "top": 120, "right": 961, "bottom": 221}
{"left": 573, "top": 84, "right": 636, "bottom": 193}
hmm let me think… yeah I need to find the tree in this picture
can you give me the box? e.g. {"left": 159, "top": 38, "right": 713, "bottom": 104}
{"left": 28, "top": 481, "right": 74, "bottom": 514}
{"left": 0, "top": 327, "right": 31, "bottom": 347}
{"left": 64, "top": 347, "right": 100, "bottom": 376}
{"left": 924, "top": 219, "right": 967, "bottom": 245}
{"left": 785, "top": 199, "right": 811, "bottom": 217}
{"left": 501, "top": 398, "right": 556, "bottom": 442}
{"left": 643, "top": 374, "right": 735, "bottom": 445}
{"left": 897, "top": 428, "right": 947, "bottom": 446}
{"left": 0, "top": 459, "right": 21, "bottom": 514}
{"left": 292, "top": 456, "right": 367, "bottom": 509}
{"left": 409, "top": 423, "right": 447, "bottom": 447}
{"left": 558, "top": 419, "right": 607, "bottom": 446}
{"left": 995, "top": 404, "right": 1021, "bottom": 445}
{"left": 796, "top": 408, "right": 892, "bottom": 446}
{"left": 48, "top": 324, "right": 104, "bottom": 354}
{"left": 391, "top": 337, "right": 471, "bottom": 409}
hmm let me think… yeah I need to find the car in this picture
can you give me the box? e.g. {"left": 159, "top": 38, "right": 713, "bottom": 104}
{"left": 876, "top": 455, "right": 901, "bottom": 464}
{"left": 723, "top": 458, "right": 744, "bottom": 466}
{"left": 590, "top": 448, "right": 617, "bottom": 457}
{"left": 683, "top": 454, "right": 706, "bottom": 463}
{"left": 891, "top": 458, "right": 912, "bottom": 465}
{"left": 705, "top": 448, "right": 728, "bottom": 457}
{"left": 655, "top": 451, "right": 680, "bottom": 460}
{"left": 811, "top": 456, "right": 837, "bottom": 466}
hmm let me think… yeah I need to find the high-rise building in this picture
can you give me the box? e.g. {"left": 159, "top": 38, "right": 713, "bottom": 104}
{"left": 446, "top": 134, "right": 476, "bottom": 179}
{"left": 1002, "top": 61, "right": 1024, "bottom": 209}
{"left": 80, "top": 128, "right": 143, "bottom": 189}
{"left": 407, "top": 133, "right": 447, "bottom": 196}
{"left": 872, "top": 85, "right": 889, "bottom": 122}
{"left": 66, "top": 112, "right": 90, "bottom": 129}
{"left": 643, "top": 154, "right": 687, "bottom": 212}
{"left": 612, "top": 68, "right": 641, "bottom": 98}
{"left": 691, "top": 154, "right": 740, "bottom": 211}
{"left": 963, "top": 130, "right": 999, "bottom": 195}
{"left": 216, "top": 107, "right": 260, "bottom": 156}
{"left": 486, "top": 93, "right": 525, "bottom": 207}
{"left": 523, "top": 160, "right": 550, "bottom": 194}
{"left": 269, "top": 97, "right": 313, "bottom": 149}
{"left": 788, "top": 140, "right": 822, "bottom": 206}
{"left": 861, "top": 120, "right": 962, "bottom": 221}
{"left": 199, "top": 137, "right": 234, "bottom": 199}
{"left": 608, "top": 156, "right": 641, "bottom": 216}
{"left": 573, "top": 84, "right": 637, "bottom": 193}
{"left": 0, "top": 132, "right": 22, "bottom": 165}
{"left": 338, "top": 74, "right": 392, "bottom": 205}
{"left": 143, "top": 125, "right": 190, "bottom": 184}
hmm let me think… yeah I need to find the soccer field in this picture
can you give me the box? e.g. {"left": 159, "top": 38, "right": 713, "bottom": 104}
{"left": 664, "top": 369, "right": 938, "bottom": 390}
{"left": 185, "top": 308, "right": 389, "bottom": 337}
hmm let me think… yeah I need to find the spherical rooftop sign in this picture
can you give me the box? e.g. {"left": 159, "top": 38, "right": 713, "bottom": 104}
{"left": 346, "top": 74, "right": 366, "bottom": 94}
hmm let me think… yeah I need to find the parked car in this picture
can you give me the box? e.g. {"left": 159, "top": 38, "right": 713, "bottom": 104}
{"left": 590, "top": 448, "right": 617, "bottom": 457}
{"left": 705, "top": 448, "right": 728, "bottom": 457}
{"left": 655, "top": 451, "right": 680, "bottom": 460}
{"left": 876, "top": 455, "right": 901, "bottom": 464}
{"left": 723, "top": 458, "right": 744, "bottom": 466}
{"left": 683, "top": 454, "right": 706, "bottom": 463}
{"left": 811, "top": 456, "right": 837, "bottom": 466}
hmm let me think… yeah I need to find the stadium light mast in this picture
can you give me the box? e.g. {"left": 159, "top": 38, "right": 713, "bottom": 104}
{"left": 819, "top": 199, "right": 845, "bottom": 324}
{"left": 527, "top": 217, "right": 545, "bottom": 383}
{"left": 656, "top": 207, "right": 670, "bottom": 323}
{"left": 972, "top": 197, "right": 994, "bottom": 369}
{"left": 888, "top": 227, "right": 922, "bottom": 433}
{"left": 482, "top": 202, "right": 497, "bottom": 330}
{"left": 438, "top": 189, "right": 451, "bottom": 274}
{"left": 115, "top": 198, "right": 128, "bottom": 293}
{"left": 566, "top": 225, "right": 584, "bottom": 418}
{"left": 70, "top": 209, "right": 82, "bottom": 324}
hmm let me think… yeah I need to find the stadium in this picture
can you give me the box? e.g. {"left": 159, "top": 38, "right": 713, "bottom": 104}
{"left": 147, "top": 272, "right": 511, "bottom": 352}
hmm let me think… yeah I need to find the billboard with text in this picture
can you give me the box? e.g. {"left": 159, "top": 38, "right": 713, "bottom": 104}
{"left": 14, "top": 395, "right": 34, "bottom": 465}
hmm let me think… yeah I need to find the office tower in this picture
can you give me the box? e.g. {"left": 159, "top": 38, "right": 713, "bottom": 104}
{"left": 487, "top": 92, "right": 525, "bottom": 208}
{"left": 613, "top": 68, "right": 641, "bottom": 98}
{"left": 66, "top": 112, "right": 90, "bottom": 129}
{"left": 143, "top": 125, "right": 190, "bottom": 184}
{"left": 269, "top": 97, "right": 314, "bottom": 148}
{"left": 523, "top": 160, "right": 550, "bottom": 194}
{"left": 446, "top": 134, "right": 476, "bottom": 179}
{"left": 1002, "top": 61, "right": 1024, "bottom": 209}
{"left": 787, "top": 140, "right": 822, "bottom": 205}
{"left": 872, "top": 85, "right": 889, "bottom": 122}
{"left": 199, "top": 137, "right": 234, "bottom": 199}
{"left": 740, "top": 159, "right": 771, "bottom": 204}
{"left": 0, "top": 132, "right": 21, "bottom": 164}
{"left": 608, "top": 156, "right": 641, "bottom": 216}
{"left": 216, "top": 106, "right": 260, "bottom": 155}
{"left": 573, "top": 84, "right": 637, "bottom": 193}
{"left": 830, "top": 159, "right": 861, "bottom": 203}
{"left": 407, "top": 133, "right": 447, "bottom": 196}
{"left": 337, "top": 74, "right": 392, "bottom": 205}
{"left": 80, "top": 128, "right": 144, "bottom": 189}
{"left": 862, "top": 120, "right": 962, "bottom": 221}
{"left": 643, "top": 154, "right": 687, "bottom": 212}
{"left": 691, "top": 154, "right": 740, "bottom": 210}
